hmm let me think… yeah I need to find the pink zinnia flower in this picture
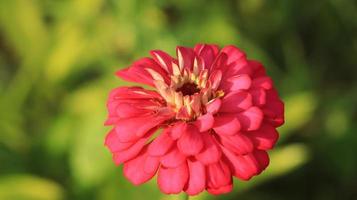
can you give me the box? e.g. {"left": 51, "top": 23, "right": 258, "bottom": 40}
{"left": 105, "top": 44, "right": 284, "bottom": 195}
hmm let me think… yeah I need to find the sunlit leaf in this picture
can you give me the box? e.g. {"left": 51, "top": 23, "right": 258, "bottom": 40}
{"left": 0, "top": 175, "right": 64, "bottom": 200}
{"left": 66, "top": 82, "right": 114, "bottom": 188}
{"left": 279, "top": 92, "right": 317, "bottom": 141}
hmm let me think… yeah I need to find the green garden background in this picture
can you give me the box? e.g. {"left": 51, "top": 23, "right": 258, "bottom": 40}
{"left": 0, "top": 0, "right": 356, "bottom": 199}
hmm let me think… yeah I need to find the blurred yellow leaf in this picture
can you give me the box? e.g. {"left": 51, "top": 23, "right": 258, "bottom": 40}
{"left": 66, "top": 82, "right": 114, "bottom": 188}
{"left": 45, "top": 23, "right": 85, "bottom": 82}
{"left": 0, "top": 175, "right": 64, "bottom": 200}
{"left": 279, "top": 91, "right": 317, "bottom": 140}
{"left": 0, "top": 0, "right": 47, "bottom": 59}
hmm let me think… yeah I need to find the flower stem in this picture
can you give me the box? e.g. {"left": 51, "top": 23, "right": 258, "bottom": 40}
{"left": 183, "top": 193, "right": 190, "bottom": 200}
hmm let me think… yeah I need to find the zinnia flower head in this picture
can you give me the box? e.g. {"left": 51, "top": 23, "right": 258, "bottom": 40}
{"left": 105, "top": 44, "right": 284, "bottom": 195}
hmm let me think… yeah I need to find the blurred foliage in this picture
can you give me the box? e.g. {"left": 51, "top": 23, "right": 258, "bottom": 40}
{"left": 0, "top": 0, "right": 356, "bottom": 200}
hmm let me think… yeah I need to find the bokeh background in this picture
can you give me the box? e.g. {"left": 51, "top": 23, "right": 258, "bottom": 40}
{"left": 0, "top": 0, "right": 356, "bottom": 200}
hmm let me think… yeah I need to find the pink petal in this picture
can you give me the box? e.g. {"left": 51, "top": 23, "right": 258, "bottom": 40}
{"left": 220, "top": 91, "right": 253, "bottom": 113}
{"left": 224, "top": 60, "right": 251, "bottom": 78}
{"left": 158, "top": 162, "right": 189, "bottom": 194}
{"left": 250, "top": 88, "right": 266, "bottom": 106}
{"left": 236, "top": 106, "right": 264, "bottom": 131}
{"left": 222, "top": 148, "right": 261, "bottom": 180}
{"left": 105, "top": 129, "right": 132, "bottom": 152}
{"left": 210, "top": 52, "right": 228, "bottom": 72}
{"left": 177, "top": 124, "right": 204, "bottom": 155}
{"left": 194, "top": 113, "right": 214, "bottom": 132}
{"left": 213, "top": 115, "right": 241, "bottom": 136}
{"left": 109, "top": 87, "right": 162, "bottom": 101}
{"left": 169, "top": 122, "right": 186, "bottom": 140}
{"left": 106, "top": 87, "right": 164, "bottom": 125}
{"left": 253, "top": 150, "right": 270, "bottom": 171}
{"left": 148, "top": 128, "right": 174, "bottom": 156}
{"left": 221, "top": 45, "right": 246, "bottom": 65}
{"left": 252, "top": 76, "right": 273, "bottom": 90}
{"left": 115, "top": 101, "right": 152, "bottom": 119}
{"left": 185, "top": 159, "right": 206, "bottom": 195}
{"left": 206, "top": 160, "right": 232, "bottom": 192}
{"left": 177, "top": 46, "right": 195, "bottom": 70}
{"left": 249, "top": 60, "right": 266, "bottom": 77}
{"left": 194, "top": 44, "right": 219, "bottom": 56}
{"left": 207, "top": 184, "right": 233, "bottom": 195}
{"left": 160, "top": 147, "right": 186, "bottom": 168}
{"left": 123, "top": 149, "right": 160, "bottom": 185}
{"left": 176, "top": 107, "right": 191, "bottom": 120}
{"left": 206, "top": 98, "right": 222, "bottom": 114}
{"left": 248, "top": 123, "right": 279, "bottom": 150}
{"left": 150, "top": 50, "right": 174, "bottom": 73}
{"left": 116, "top": 58, "right": 169, "bottom": 87}
{"left": 194, "top": 44, "right": 218, "bottom": 70}
{"left": 209, "top": 70, "right": 223, "bottom": 90}
{"left": 115, "top": 113, "right": 172, "bottom": 142}
{"left": 108, "top": 87, "right": 162, "bottom": 100}
{"left": 219, "top": 133, "right": 254, "bottom": 155}
{"left": 196, "top": 132, "right": 222, "bottom": 165}
{"left": 143, "top": 155, "right": 161, "bottom": 174}
{"left": 262, "top": 89, "right": 284, "bottom": 127}
{"left": 112, "top": 129, "right": 155, "bottom": 164}
{"left": 220, "top": 74, "right": 252, "bottom": 92}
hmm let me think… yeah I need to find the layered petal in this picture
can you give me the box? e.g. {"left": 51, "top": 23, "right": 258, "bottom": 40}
{"left": 206, "top": 160, "right": 232, "bottom": 194}
{"left": 105, "top": 87, "right": 164, "bottom": 125}
{"left": 219, "top": 133, "right": 254, "bottom": 155}
{"left": 115, "top": 111, "right": 173, "bottom": 142}
{"left": 108, "top": 86, "right": 162, "bottom": 100}
{"left": 196, "top": 132, "right": 222, "bottom": 165}
{"left": 185, "top": 159, "right": 206, "bottom": 195}
{"left": 123, "top": 148, "right": 160, "bottom": 185}
{"left": 262, "top": 89, "right": 284, "bottom": 127}
{"left": 116, "top": 58, "right": 169, "bottom": 86}
{"left": 209, "top": 70, "right": 223, "bottom": 90}
{"left": 112, "top": 128, "right": 156, "bottom": 165}
{"left": 194, "top": 113, "right": 214, "bottom": 132}
{"left": 150, "top": 50, "right": 174, "bottom": 73}
{"left": 169, "top": 122, "right": 186, "bottom": 140}
{"left": 220, "top": 91, "right": 253, "bottom": 113}
{"left": 253, "top": 150, "right": 270, "bottom": 171}
{"left": 177, "top": 124, "right": 204, "bottom": 155}
{"left": 148, "top": 128, "right": 174, "bottom": 156}
{"left": 158, "top": 162, "right": 189, "bottom": 194}
{"left": 177, "top": 46, "right": 195, "bottom": 71}
{"left": 206, "top": 98, "right": 222, "bottom": 114}
{"left": 222, "top": 148, "right": 265, "bottom": 180}
{"left": 220, "top": 74, "right": 252, "bottom": 93}
{"left": 252, "top": 76, "right": 273, "bottom": 90}
{"left": 213, "top": 114, "right": 241, "bottom": 136}
{"left": 160, "top": 147, "right": 186, "bottom": 168}
{"left": 207, "top": 184, "right": 233, "bottom": 195}
{"left": 220, "top": 45, "right": 246, "bottom": 65}
{"left": 105, "top": 129, "right": 132, "bottom": 152}
{"left": 250, "top": 88, "right": 267, "bottom": 106}
{"left": 248, "top": 123, "right": 279, "bottom": 150}
{"left": 194, "top": 44, "right": 219, "bottom": 70}
{"left": 248, "top": 60, "right": 266, "bottom": 78}
{"left": 236, "top": 106, "right": 264, "bottom": 131}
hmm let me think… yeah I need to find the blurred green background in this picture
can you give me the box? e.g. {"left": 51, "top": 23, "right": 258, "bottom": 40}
{"left": 0, "top": 0, "right": 356, "bottom": 199}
